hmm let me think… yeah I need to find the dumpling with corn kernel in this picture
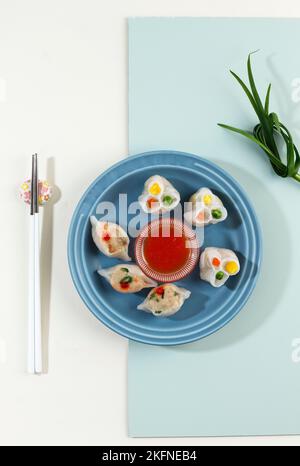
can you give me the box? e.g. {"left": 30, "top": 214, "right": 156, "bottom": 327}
{"left": 98, "top": 264, "right": 157, "bottom": 293}
{"left": 185, "top": 187, "right": 227, "bottom": 226}
{"left": 137, "top": 284, "right": 191, "bottom": 317}
{"left": 90, "top": 216, "right": 131, "bottom": 261}
{"left": 200, "top": 247, "right": 240, "bottom": 288}
{"left": 138, "top": 175, "right": 180, "bottom": 214}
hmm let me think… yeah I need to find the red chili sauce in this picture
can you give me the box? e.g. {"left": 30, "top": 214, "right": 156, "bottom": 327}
{"left": 142, "top": 223, "right": 191, "bottom": 274}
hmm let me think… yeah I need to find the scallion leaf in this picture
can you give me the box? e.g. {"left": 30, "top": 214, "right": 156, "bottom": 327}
{"left": 219, "top": 52, "right": 300, "bottom": 184}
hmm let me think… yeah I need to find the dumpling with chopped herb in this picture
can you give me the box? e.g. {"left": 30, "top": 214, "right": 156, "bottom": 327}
{"left": 185, "top": 187, "right": 227, "bottom": 226}
{"left": 90, "top": 216, "right": 131, "bottom": 261}
{"left": 98, "top": 264, "right": 157, "bottom": 293}
{"left": 137, "top": 284, "right": 191, "bottom": 317}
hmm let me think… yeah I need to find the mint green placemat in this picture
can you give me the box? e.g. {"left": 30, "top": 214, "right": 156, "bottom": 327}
{"left": 128, "top": 18, "right": 300, "bottom": 437}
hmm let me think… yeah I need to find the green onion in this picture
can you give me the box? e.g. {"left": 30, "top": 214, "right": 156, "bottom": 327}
{"left": 216, "top": 271, "right": 224, "bottom": 280}
{"left": 218, "top": 51, "right": 300, "bottom": 183}
{"left": 212, "top": 209, "right": 222, "bottom": 219}
{"left": 120, "top": 267, "right": 129, "bottom": 273}
{"left": 120, "top": 275, "right": 133, "bottom": 284}
{"left": 162, "top": 195, "right": 174, "bottom": 206}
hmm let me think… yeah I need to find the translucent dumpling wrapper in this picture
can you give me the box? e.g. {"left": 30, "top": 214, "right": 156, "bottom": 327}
{"left": 185, "top": 188, "right": 228, "bottom": 226}
{"left": 137, "top": 284, "right": 191, "bottom": 317}
{"left": 98, "top": 264, "right": 157, "bottom": 293}
{"left": 200, "top": 247, "right": 240, "bottom": 288}
{"left": 138, "top": 175, "right": 180, "bottom": 214}
{"left": 90, "top": 216, "right": 131, "bottom": 261}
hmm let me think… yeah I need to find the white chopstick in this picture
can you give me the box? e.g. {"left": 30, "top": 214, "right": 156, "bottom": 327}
{"left": 34, "top": 211, "right": 42, "bottom": 373}
{"left": 27, "top": 154, "right": 42, "bottom": 374}
{"left": 28, "top": 213, "right": 35, "bottom": 374}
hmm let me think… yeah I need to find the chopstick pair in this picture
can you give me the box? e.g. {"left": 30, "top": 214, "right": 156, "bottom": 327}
{"left": 28, "top": 154, "right": 42, "bottom": 374}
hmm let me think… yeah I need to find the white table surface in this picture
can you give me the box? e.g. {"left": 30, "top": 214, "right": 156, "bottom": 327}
{"left": 1, "top": 0, "right": 300, "bottom": 446}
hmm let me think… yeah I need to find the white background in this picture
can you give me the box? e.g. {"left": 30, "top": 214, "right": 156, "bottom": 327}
{"left": 0, "top": 0, "right": 300, "bottom": 446}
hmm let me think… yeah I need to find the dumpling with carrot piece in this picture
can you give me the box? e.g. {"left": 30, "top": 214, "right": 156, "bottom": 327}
{"left": 98, "top": 264, "right": 157, "bottom": 293}
{"left": 200, "top": 247, "right": 240, "bottom": 288}
{"left": 185, "top": 187, "right": 227, "bottom": 226}
{"left": 138, "top": 175, "right": 180, "bottom": 214}
{"left": 90, "top": 216, "right": 131, "bottom": 261}
{"left": 137, "top": 284, "right": 191, "bottom": 317}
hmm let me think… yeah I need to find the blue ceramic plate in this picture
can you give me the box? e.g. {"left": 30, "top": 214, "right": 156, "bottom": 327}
{"left": 68, "top": 151, "right": 262, "bottom": 345}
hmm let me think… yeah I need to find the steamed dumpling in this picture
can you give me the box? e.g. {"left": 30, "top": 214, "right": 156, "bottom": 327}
{"left": 185, "top": 188, "right": 227, "bottom": 226}
{"left": 200, "top": 247, "right": 240, "bottom": 288}
{"left": 138, "top": 175, "right": 180, "bottom": 214}
{"left": 137, "top": 284, "right": 191, "bottom": 317}
{"left": 98, "top": 264, "right": 157, "bottom": 293}
{"left": 90, "top": 216, "right": 131, "bottom": 261}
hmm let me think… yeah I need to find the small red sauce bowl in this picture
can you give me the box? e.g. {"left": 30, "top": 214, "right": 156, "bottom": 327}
{"left": 135, "top": 218, "right": 200, "bottom": 283}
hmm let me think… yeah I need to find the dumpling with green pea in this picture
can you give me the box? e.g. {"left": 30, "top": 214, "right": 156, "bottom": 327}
{"left": 138, "top": 175, "right": 180, "bottom": 214}
{"left": 137, "top": 284, "right": 191, "bottom": 317}
{"left": 98, "top": 264, "right": 157, "bottom": 293}
{"left": 185, "top": 187, "right": 228, "bottom": 226}
{"left": 200, "top": 247, "right": 240, "bottom": 288}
